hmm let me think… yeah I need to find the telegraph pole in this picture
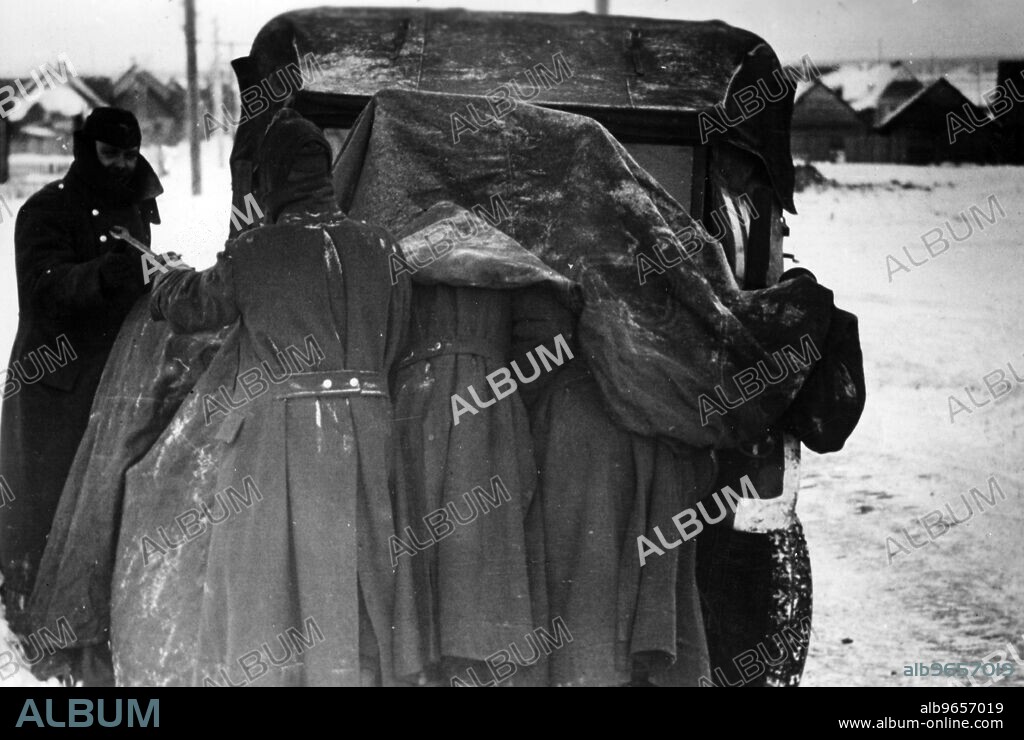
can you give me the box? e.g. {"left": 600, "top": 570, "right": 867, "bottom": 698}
{"left": 596, "top": 0, "right": 609, "bottom": 14}
{"left": 184, "top": 0, "right": 201, "bottom": 195}
{"left": 212, "top": 17, "right": 224, "bottom": 167}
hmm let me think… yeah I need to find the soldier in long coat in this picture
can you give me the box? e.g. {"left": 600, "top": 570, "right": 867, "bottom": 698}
{"left": 513, "top": 285, "right": 714, "bottom": 686}
{"left": 0, "top": 108, "right": 163, "bottom": 668}
{"left": 388, "top": 206, "right": 549, "bottom": 684}
{"left": 149, "top": 110, "right": 409, "bottom": 686}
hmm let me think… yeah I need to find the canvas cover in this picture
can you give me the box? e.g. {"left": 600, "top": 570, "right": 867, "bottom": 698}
{"left": 332, "top": 90, "right": 832, "bottom": 445}
{"left": 28, "top": 89, "right": 834, "bottom": 684}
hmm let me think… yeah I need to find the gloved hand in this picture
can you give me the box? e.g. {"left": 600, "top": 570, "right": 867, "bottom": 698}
{"left": 98, "top": 251, "right": 142, "bottom": 291}
{"left": 158, "top": 252, "right": 192, "bottom": 271}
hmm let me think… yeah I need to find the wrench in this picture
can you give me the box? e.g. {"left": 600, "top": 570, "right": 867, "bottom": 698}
{"left": 109, "top": 225, "right": 160, "bottom": 258}
{"left": 109, "top": 226, "right": 188, "bottom": 269}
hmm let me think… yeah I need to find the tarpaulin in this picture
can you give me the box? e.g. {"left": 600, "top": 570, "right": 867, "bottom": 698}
{"left": 334, "top": 89, "right": 832, "bottom": 447}
{"left": 27, "top": 303, "right": 227, "bottom": 671}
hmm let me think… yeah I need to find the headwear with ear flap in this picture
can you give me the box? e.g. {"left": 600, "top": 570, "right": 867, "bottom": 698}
{"left": 77, "top": 106, "right": 142, "bottom": 149}
{"left": 253, "top": 109, "right": 337, "bottom": 221}
{"left": 69, "top": 106, "right": 162, "bottom": 208}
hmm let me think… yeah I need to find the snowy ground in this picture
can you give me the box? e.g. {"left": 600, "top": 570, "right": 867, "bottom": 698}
{"left": 0, "top": 148, "right": 1021, "bottom": 687}
{"left": 788, "top": 163, "right": 1024, "bottom": 688}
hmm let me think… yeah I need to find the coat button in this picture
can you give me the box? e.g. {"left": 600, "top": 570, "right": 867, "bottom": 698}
{"left": 91, "top": 209, "right": 99, "bottom": 216}
{"left": 322, "top": 379, "right": 333, "bottom": 389}
{"left": 99, "top": 235, "right": 108, "bottom": 242}
{"left": 349, "top": 378, "right": 359, "bottom": 388}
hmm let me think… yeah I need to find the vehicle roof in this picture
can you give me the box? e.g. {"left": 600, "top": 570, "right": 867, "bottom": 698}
{"left": 238, "top": 6, "right": 796, "bottom": 210}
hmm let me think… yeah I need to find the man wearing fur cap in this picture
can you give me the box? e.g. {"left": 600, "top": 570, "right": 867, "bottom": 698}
{"left": 0, "top": 107, "right": 174, "bottom": 684}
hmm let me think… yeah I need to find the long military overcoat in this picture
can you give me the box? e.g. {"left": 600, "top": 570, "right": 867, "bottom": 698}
{"left": 0, "top": 161, "right": 157, "bottom": 625}
{"left": 149, "top": 212, "right": 409, "bottom": 686}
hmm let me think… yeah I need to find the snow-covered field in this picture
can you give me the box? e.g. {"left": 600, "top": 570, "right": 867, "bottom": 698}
{"left": 0, "top": 150, "right": 1021, "bottom": 686}
{"left": 788, "top": 163, "right": 1024, "bottom": 687}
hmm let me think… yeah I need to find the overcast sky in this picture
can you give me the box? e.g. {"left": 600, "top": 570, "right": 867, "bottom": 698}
{"left": 1, "top": 0, "right": 1021, "bottom": 77}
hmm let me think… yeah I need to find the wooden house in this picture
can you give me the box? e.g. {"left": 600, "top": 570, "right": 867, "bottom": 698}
{"left": 110, "top": 65, "right": 184, "bottom": 145}
{"left": 875, "top": 78, "right": 996, "bottom": 164}
{"left": 790, "top": 79, "right": 874, "bottom": 162}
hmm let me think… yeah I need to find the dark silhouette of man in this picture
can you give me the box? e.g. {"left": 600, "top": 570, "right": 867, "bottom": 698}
{"left": 1, "top": 107, "right": 173, "bottom": 684}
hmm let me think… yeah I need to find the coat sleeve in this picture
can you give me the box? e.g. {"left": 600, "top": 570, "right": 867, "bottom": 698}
{"left": 15, "top": 189, "right": 120, "bottom": 316}
{"left": 149, "top": 251, "right": 240, "bottom": 333}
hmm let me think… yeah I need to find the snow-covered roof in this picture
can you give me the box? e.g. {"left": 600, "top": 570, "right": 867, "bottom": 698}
{"left": 875, "top": 77, "right": 980, "bottom": 130}
{"left": 793, "top": 79, "right": 817, "bottom": 103}
{"left": 7, "top": 82, "right": 90, "bottom": 122}
{"left": 69, "top": 77, "right": 107, "bottom": 108}
{"left": 918, "top": 65, "right": 999, "bottom": 108}
{"left": 820, "top": 62, "right": 920, "bottom": 112}
{"left": 5, "top": 75, "right": 107, "bottom": 123}
{"left": 18, "top": 124, "right": 59, "bottom": 138}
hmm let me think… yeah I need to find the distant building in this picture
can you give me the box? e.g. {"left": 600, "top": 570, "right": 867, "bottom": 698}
{"left": 994, "top": 60, "right": 1024, "bottom": 164}
{"left": 813, "top": 60, "right": 1012, "bottom": 164}
{"left": 875, "top": 78, "right": 996, "bottom": 164}
{"left": 166, "top": 78, "right": 187, "bottom": 113}
{"left": 790, "top": 79, "right": 876, "bottom": 162}
{"left": 3, "top": 76, "right": 106, "bottom": 156}
{"left": 822, "top": 62, "right": 924, "bottom": 127}
{"left": 921, "top": 63, "right": 999, "bottom": 109}
{"left": 110, "top": 65, "right": 184, "bottom": 145}
{"left": 1, "top": 75, "right": 107, "bottom": 193}
{"left": 81, "top": 75, "right": 115, "bottom": 104}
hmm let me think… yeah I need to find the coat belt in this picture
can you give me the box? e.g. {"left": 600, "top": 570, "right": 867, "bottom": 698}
{"left": 396, "top": 336, "right": 507, "bottom": 370}
{"left": 274, "top": 369, "right": 388, "bottom": 400}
